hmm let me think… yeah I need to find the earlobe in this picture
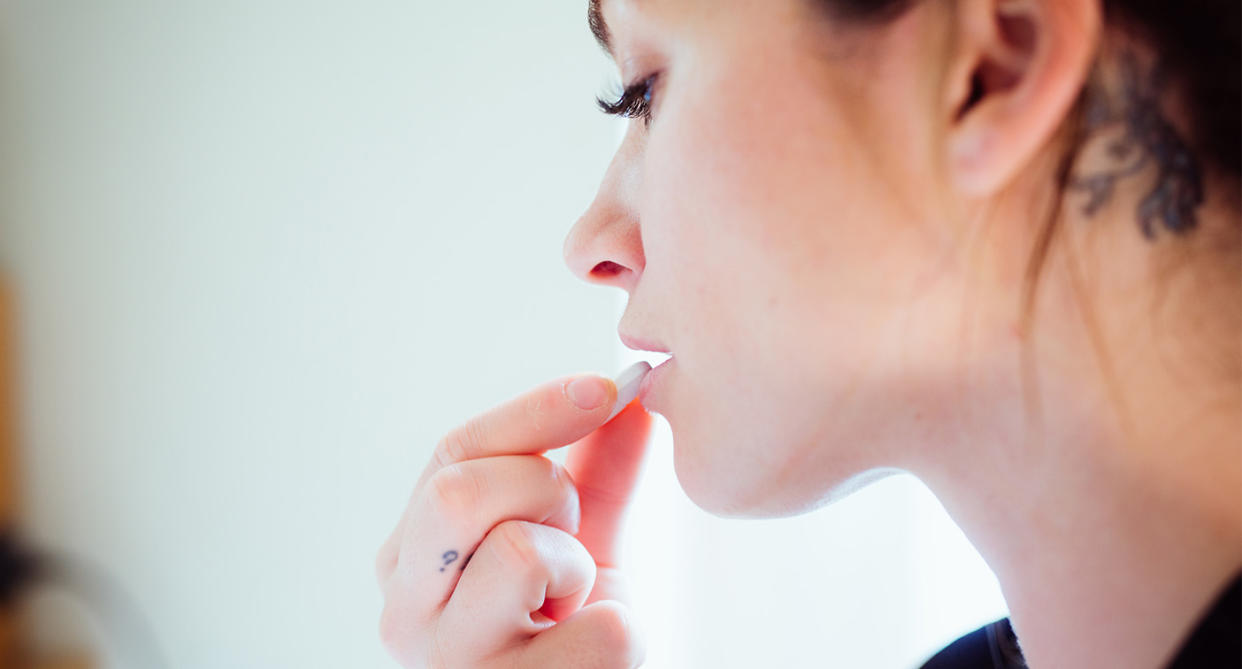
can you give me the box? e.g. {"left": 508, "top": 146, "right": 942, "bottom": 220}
{"left": 946, "top": 0, "right": 1102, "bottom": 197}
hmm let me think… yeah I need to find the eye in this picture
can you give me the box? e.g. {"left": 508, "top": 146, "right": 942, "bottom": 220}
{"left": 595, "top": 73, "right": 660, "bottom": 128}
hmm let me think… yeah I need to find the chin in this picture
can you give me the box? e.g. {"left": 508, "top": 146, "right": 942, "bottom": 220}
{"left": 668, "top": 427, "right": 807, "bottom": 519}
{"left": 669, "top": 422, "right": 905, "bottom": 519}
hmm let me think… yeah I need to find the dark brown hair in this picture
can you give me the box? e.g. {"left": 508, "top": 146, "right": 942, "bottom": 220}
{"left": 813, "top": 0, "right": 1241, "bottom": 439}
{"left": 813, "top": 0, "right": 1240, "bottom": 178}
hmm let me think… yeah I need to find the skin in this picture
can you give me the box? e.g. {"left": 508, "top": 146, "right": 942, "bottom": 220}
{"left": 566, "top": 0, "right": 1240, "bottom": 666}
{"left": 377, "top": 378, "right": 655, "bottom": 668}
{"left": 377, "top": 1, "right": 1240, "bottom": 667}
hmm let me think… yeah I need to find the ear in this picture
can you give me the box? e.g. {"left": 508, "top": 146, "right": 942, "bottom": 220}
{"left": 945, "top": 0, "right": 1102, "bottom": 196}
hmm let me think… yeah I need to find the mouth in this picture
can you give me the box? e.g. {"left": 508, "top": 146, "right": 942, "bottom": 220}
{"left": 618, "top": 331, "right": 671, "bottom": 355}
{"left": 637, "top": 355, "right": 674, "bottom": 404}
{"left": 618, "top": 331, "right": 674, "bottom": 405}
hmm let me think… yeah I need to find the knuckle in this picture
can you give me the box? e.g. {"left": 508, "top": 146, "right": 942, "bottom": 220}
{"left": 595, "top": 603, "right": 630, "bottom": 649}
{"left": 547, "top": 458, "right": 574, "bottom": 494}
{"left": 592, "top": 602, "right": 644, "bottom": 669}
{"left": 380, "top": 601, "right": 439, "bottom": 668}
{"left": 378, "top": 603, "right": 408, "bottom": 660}
{"left": 436, "top": 418, "right": 488, "bottom": 466}
{"left": 488, "top": 520, "right": 544, "bottom": 574}
{"left": 426, "top": 632, "right": 451, "bottom": 669}
{"left": 374, "top": 542, "right": 395, "bottom": 586}
{"left": 548, "top": 461, "right": 581, "bottom": 533}
{"left": 524, "top": 391, "right": 547, "bottom": 434}
{"left": 544, "top": 458, "right": 576, "bottom": 500}
{"left": 427, "top": 464, "right": 483, "bottom": 521}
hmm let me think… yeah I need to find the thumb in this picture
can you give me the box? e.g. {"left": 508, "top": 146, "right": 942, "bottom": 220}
{"left": 519, "top": 600, "right": 645, "bottom": 669}
{"left": 563, "top": 398, "right": 655, "bottom": 569}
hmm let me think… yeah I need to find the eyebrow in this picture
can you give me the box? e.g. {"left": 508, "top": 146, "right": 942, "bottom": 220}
{"left": 588, "top": 0, "right": 613, "bottom": 57}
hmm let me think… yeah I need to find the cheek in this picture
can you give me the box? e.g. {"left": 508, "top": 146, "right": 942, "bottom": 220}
{"left": 636, "top": 47, "right": 958, "bottom": 514}
{"left": 641, "top": 102, "right": 883, "bottom": 512}
{"left": 645, "top": 67, "right": 910, "bottom": 367}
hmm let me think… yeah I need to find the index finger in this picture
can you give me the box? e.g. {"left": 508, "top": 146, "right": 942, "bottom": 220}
{"left": 414, "top": 374, "right": 619, "bottom": 489}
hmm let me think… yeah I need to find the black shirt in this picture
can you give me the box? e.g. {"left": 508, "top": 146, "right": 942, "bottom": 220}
{"left": 920, "top": 571, "right": 1241, "bottom": 668}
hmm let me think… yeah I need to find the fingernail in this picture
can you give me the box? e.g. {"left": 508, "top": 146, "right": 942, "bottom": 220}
{"left": 566, "top": 377, "right": 610, "bottom": 410}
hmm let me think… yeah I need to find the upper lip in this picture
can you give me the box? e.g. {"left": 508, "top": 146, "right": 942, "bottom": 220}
{"left": 619, "top": 332, "right": 671, "bottom": 354}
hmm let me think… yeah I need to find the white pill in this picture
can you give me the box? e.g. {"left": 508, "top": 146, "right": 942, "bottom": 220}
{"left": 605, "top": 360, "right": 652, "bottom": 423}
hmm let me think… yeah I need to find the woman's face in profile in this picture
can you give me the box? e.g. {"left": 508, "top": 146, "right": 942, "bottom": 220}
{"left": 565, "top": 0, "right": 1004, "bottom": 517}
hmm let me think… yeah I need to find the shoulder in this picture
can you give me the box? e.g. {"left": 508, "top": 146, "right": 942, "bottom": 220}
{"left": 919, "top": 618, "right": 1026, "bottom": 669}
{"left": 919, "top": 571, "right": 1240, "bottom": 669}
{"left": 1166, "top": 570, "right": 1240, "bottom": 669}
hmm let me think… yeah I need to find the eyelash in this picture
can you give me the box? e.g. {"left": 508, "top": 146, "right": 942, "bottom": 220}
{"left": 595, "top": 74, "right": 659, "bottom": 128}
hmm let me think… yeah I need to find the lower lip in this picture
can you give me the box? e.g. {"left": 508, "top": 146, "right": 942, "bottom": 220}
{"left": 637, "top": 356, "right": 674, "bottom": 405}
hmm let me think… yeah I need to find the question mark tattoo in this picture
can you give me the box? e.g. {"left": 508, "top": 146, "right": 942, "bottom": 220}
{"left": 438, "top": 549, "right": 474, "bottom": 572}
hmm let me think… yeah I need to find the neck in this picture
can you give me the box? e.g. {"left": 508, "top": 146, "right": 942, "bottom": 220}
{"left": 917, "top": 177, "right": 1242, "bottom": 668}
{"left": 924, "top": 409, "right": 1240, "bottom": 668}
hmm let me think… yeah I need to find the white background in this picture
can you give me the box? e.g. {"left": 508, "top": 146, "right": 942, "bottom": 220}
{"left": 0, "top": 2, "right": 1006, "bottom": 667}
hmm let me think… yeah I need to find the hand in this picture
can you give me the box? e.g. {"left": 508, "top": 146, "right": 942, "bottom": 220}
{"left": 376, "top": 373, "right": 656, "bottom": 668}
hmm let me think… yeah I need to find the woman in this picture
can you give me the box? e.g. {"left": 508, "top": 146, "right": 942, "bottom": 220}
{"left": 376, "top": 0, "right": 1240, "bottom": 666}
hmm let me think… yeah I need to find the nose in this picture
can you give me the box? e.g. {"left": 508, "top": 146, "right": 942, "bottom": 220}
{"left": 562, "top": 140, "right": 645, "bottom": 294}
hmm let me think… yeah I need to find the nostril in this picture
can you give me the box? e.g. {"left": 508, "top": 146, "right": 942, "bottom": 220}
{"left": 590, "top": 261, "right": 625, "bottom": 279}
